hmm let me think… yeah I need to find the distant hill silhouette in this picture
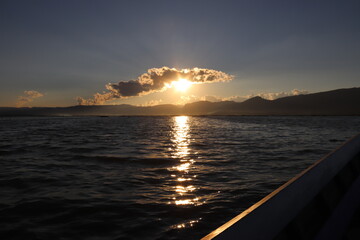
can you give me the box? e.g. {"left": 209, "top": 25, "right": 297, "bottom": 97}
{"left": 1, "top": 87, "right": 360, "bottom": 116}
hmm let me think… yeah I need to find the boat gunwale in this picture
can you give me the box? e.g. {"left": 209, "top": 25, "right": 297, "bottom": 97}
{"left": 202, "top": 133, "right": 360, "bottom": 240}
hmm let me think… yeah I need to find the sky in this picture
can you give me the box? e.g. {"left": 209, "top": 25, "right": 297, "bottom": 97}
{"left": 0, "top": 0, "right": 359, "bottom": 107}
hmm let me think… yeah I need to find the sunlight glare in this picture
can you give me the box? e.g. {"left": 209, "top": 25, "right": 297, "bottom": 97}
{"left": 172, "top": 78, "right": 193, "bottom": 92}
{"left": 175, "top": 197, "right": 199, "bottom": 205}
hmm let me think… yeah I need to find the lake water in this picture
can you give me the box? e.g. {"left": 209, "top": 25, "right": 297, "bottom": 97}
{"left": 1, "top": 116, "right": 360, "bottom": 240}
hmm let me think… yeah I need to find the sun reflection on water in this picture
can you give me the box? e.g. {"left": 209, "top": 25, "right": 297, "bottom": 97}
{"left": 172, "top": 218, "right": 202, "bottom": 229}
{"left": 168, "top": 116, "right": 202, "bottom": 208}
{"left": 172, "top": 116, "right": 190, "bottom": 159}
{"left": 174, "top": 162, "right": 191, "bottom": 172}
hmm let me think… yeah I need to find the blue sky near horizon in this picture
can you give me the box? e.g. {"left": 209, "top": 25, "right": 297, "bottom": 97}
{"left": 1, "top": 0, "right": 359, "bottom": 107}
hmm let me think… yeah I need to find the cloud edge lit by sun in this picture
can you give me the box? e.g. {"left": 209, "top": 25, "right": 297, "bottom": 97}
{"left": 77, "top": 67, "right": 234, "bottom": 105}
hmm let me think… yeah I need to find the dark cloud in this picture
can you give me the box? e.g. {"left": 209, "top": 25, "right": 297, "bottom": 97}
{"left": 77, "top": 67, "right": 233, "bottom": 105}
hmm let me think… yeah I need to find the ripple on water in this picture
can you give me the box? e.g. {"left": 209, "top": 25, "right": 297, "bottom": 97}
{"left": 0, "top": 116, "right": 360, "bottom": 239}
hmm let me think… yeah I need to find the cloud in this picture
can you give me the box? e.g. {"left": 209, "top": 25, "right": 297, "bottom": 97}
{"left": 223, "top": 96, "right": 248, "bottom": 102}
{"left": 138, "top": 99, "right": 163, "bottom": 107}
{"left": 16, "top": 90, "right": 44, "bottom": 107}
{"left": 219, "top": 89, "right": 309, "bottom": 103}
{"left": 200, "top": 95, "right": 223, "bottom": 102}
{"left": 251, "top": 89, "right": 309, "bottom": 100}
{"left": 177, "top": 95, "right": 201, "bottom": 105}
{"left": 77, "top": 67, "right": 233, "bottom": 105}
{"left": 222, "top": 89, "right": 309, "bottom": 102}
{"left": 176, "top": 89, "right": 309, "bottom": 105}
{"left": 177, "top": 95, "right": 239, "bottom": 105}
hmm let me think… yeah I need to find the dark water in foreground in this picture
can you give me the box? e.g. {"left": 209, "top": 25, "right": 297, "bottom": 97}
{"left": 1, "top": 116, "right": 360, "bottom": 240}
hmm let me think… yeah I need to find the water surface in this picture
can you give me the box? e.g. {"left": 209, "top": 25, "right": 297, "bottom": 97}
{"left": 1, "top": 116, "right": 360, "bottom": 239}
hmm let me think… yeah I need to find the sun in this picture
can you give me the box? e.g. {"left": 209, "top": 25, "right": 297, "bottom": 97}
{"left": 172, "top": 78, "right": 193, "bottom": 92}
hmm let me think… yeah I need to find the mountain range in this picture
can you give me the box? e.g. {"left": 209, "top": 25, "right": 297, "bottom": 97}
{"left": 1, "top": 87, "right": 360, "bottom": 116}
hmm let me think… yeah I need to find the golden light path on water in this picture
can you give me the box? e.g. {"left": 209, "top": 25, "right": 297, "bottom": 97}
{"left": 168, "top": 116, "right": 202, "bottom": 229}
